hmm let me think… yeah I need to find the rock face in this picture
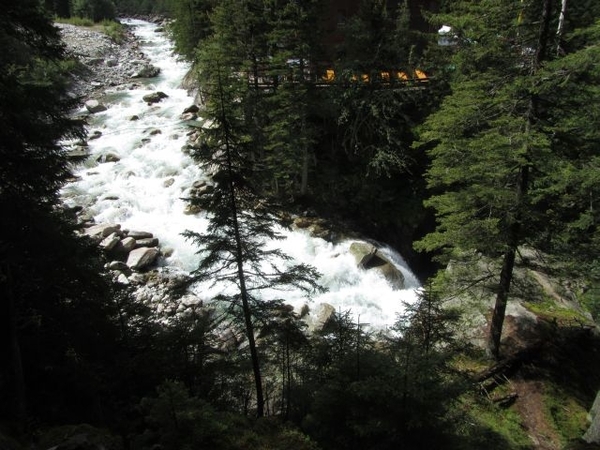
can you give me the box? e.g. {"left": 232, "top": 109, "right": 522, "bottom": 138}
{"left": 584, "top": 391, "right": 600, "bottom": 443}
{"left": 349, "top": 241, "right": 405, "bottom": 290}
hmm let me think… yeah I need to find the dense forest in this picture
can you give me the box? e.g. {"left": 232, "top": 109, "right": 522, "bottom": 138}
{"left": 2, "top": 0, "right": 600, "bottom": 449}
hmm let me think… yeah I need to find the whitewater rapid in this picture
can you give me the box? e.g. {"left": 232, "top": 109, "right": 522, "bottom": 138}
{"left": 61, "top": 19, "right": 420, "bottom": 328}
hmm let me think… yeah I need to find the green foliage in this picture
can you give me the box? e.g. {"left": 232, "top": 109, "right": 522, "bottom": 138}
{"left": 136, "top": 381, "right": 227, "bottom": 449}
{"left": 0, "top": 0, "right": 119, "bottom": 425}
{"left": 113, "top": 0, "right": 170, "bottom": 15}
{"left": 72, "top": 0, "right": 116, "bottom": 22}
{"left": 415, "top": 0, "right": 600, "bottom": 357}
{"left": 168, "top": 0, "right": 215, "bottom": 60}
{"left": 298, "top": 290, "right": 468, "bottom": 450}
{"left": 135, "top": 381, "right": 320, "bottom": 450}
{"left": 461, "top": 398, "right": 532, "bottom": 449}
{"left": 55, "top": 16, "right": 95, "bottom": 26}
{"left": 101, "top": 19, "right": 126, "bottom": 43}
{"left": 543, "top": 384, "right": 589, "bottom": 445}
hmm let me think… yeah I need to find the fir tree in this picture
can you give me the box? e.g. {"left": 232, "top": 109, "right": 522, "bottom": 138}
{"left": 416, "top": 0, "right": 600, "bottom": 358}
{"left": 0, "top": 0, "right": 114, "bottom": 424}
{"left": 184, "top": 30, "right": 323, "bottom": 416}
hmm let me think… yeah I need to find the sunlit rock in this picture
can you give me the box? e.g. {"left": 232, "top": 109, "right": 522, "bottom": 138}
{"left": 107, "top": 261, "right": 129, "bottom": 272}
{"left": 584, "top": 391, "right": 600, "bottom": 443}
{"left": 99, "top": 232, "right": 120, "bottom": 251}
{"left": 126, "top": 230, "right": 153, "bottom": 239}
{"left": 349, "top": 241, "right": 405, "bottom": 290}
{"left": 127, "top": 247, "right": 159, "bottom": 271}
{"left": 135, "top": 237, "right": 159, "bottom": 248}
{"left": 85, "top": 99, "right": 107, "bottom": 113}
{"left": 305, "top": 303, "right": 336, "bottom": 333}
{"left": 132, "top": 63, "right": 160, "bottom": 78}
{"left": 184, "top": 204, "right": 202, "bottom": 215}
{"left": 84, "top": 223, "right": 122, "bottom": 239}
{"left": 121, "top": 236, "right": 136, "bottom": 252}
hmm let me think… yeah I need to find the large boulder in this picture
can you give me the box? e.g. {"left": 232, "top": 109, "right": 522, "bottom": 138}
{"left": 131, "top": 63, "right": 160, "bottom": 78}
{"left": 126, "top": 247, "right": 159, "bottom": 271}
{"left": 305, "top": 303, "right": 336, "bottom": 333}
{"left": 142, "top": 91, "right": 168, "bottom": 104}
{"left": 84, "top": 99, "right": 107, "bottom": 114}
{"left": 349, "top": 242, "right": 405, "bottom": 290}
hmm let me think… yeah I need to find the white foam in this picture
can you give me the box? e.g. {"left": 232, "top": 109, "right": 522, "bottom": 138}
{"left": 61, "top": 19, "right": 421, "bottom": 327}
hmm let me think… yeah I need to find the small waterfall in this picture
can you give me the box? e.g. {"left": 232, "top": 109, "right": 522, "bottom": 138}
{"left": 61, "top": 19, "right": 420, "bottom": 328}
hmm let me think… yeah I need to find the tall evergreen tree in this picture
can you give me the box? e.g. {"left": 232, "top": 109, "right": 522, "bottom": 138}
{"left": 168, "top": 0, "right": 216, "bottom": 61}
{"left": 263, "top": 0, "right": 323, "bottom": 198}
{"left": 0, "top": 0, "right": 115, "bottom": 424}
{"left": 184, "top": 25, "right": 323, "bottom": 416}
{"left": 415, "top": 0, "right": 600, "bottom": 358}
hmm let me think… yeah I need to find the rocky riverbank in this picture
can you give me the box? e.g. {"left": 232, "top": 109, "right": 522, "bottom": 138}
{"left": 57, "top": 19, "right": 163, "bottom": 99}
{"left": 57, "top": 19, "right": 190, "bottom": 302}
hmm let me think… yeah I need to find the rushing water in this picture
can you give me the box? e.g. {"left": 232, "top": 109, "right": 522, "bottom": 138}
{"left": 61, "top": 19, "right": 420, "bottom": 328}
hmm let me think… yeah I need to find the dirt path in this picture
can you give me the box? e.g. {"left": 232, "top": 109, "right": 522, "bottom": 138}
{"left": 513, "top": 379, "right": 562, "bottom": 449}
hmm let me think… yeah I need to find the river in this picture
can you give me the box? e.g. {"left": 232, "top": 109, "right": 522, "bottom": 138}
{"left": 61, "top": 18, "right": 420, "bottom": 328}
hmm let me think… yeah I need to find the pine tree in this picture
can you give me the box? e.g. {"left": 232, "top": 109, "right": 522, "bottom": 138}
{"left": 263, "top": 0, "right": 323, "bottom": 198}
{"left": 184, "top": 27, "right": 323, "bottom": 416}
{"left": 416, "top": 0, "right": 600, "bottom": 358}
{"left": 168, "top": 0, "right": 216, "bottom": 61}
{"left": 0, "top": 0, "right": 114, "bottom": 423}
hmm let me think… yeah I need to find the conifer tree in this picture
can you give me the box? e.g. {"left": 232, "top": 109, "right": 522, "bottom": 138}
{"left": 0, "top": 0, "right": 114, "bottom": 423}
{"left": 184, "top": 27, "right": 323, "bottom": 416}
{"left": 264, "top": 0, "right": 323, "bottom": 198}
{"left": 416, "top": 0, "right": 600, "bottom": 358}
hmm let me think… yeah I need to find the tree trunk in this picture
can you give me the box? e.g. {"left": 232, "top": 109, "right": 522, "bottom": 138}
{"left": 487, "top": 0, "right": 552, "bottom": 360}
{"left": 300, "top": 145, "right": 309, "bottom": 196}
{"left": 556, "top": 0, "right": 567, "bottom": 55}
{"left": 488, "top": 242, "right": 517, "bottom": 359}
{"left": 4, "top": 264, "right": 27, "bottom": 422}
{"left": 217, "top": 69, "right": 265, "bottom": 417}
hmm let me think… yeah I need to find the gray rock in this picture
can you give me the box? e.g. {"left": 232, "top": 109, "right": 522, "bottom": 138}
{"left": 183, "top": 104, "right": 199, "bottom": 114}
{"left": 127, "top": 230, "right": 153, "bottom": 239}
{"left": 89, "top": 130, "right": 102, "bottom": 140}
{"left": 142, "top": 91, "right": 168, "bottom": 104}
{"left": 584, "top": 390, "right": 600, "bottom": 443}
{"left": 121, "top": 236, "right": 136, "bottom": 252}
{"left": 67, "top": 147, "right": 91, "bottom": 160}
{"left": 127, "top": 247, "right": 159, "bottom": 271}
{"left": 99, "top": 232, "right": 120, "bottom": 251}
{"left": 96, "top": 152, "right": 120, "bottom": 163}
{"left": 84, "top": 223, "right": 122, "bottom": 238}
{"left": 349, "top": 241, "right": 405, "bottom": 290}
{"left": 133, "top": 64, "right": 160, "bottom": 78}
{"left": 85, "top": 99, "right": 107, "bottom": 113}
{"left": 135, "top": 237, "right": 159, "bottom": 248}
